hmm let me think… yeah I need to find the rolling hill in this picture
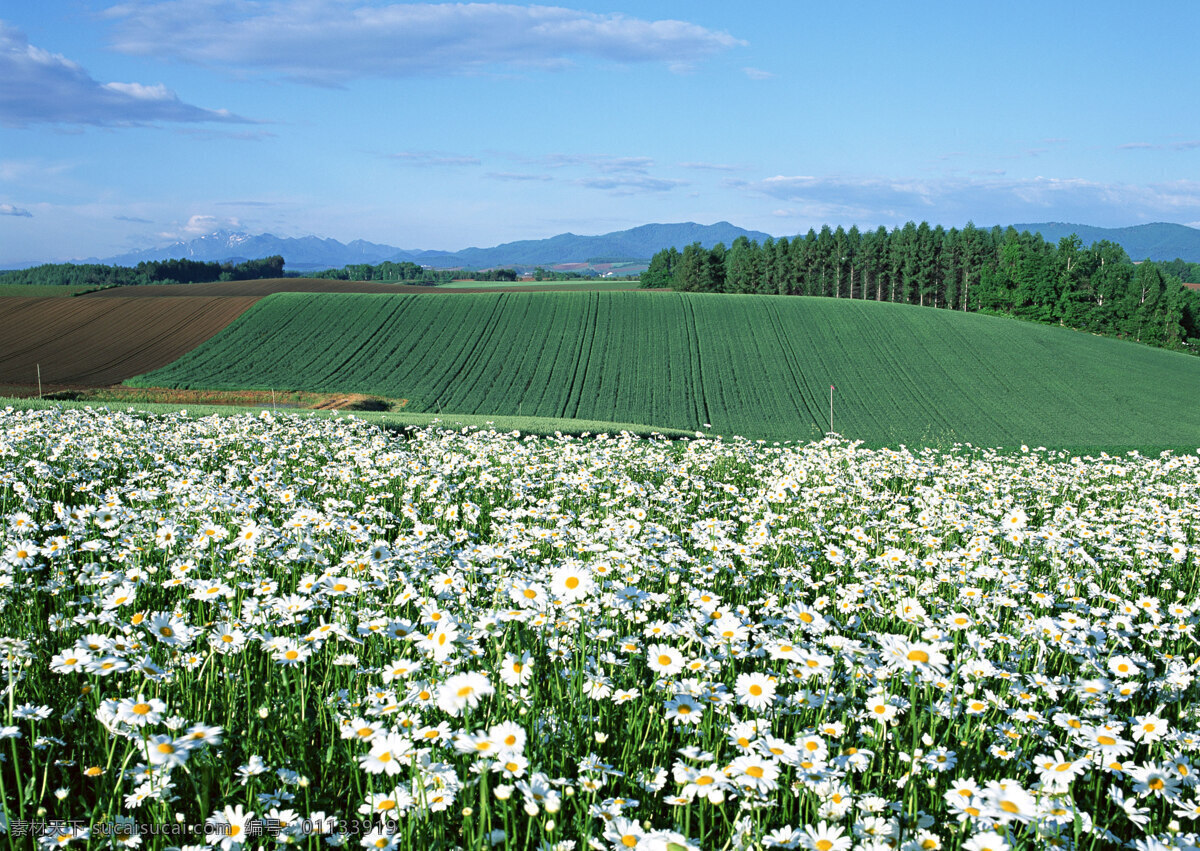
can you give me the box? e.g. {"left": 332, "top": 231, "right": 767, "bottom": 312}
{"left": 129, "top": 291, "right": 1200, "bottom": 449}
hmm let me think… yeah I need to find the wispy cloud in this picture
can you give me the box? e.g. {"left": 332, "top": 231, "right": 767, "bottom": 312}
{"left": 113, "top": 214, "right": 153, "bottom": 223}
{"left": 749, "top": 174, "right": 1200, "bottom": 227}
{"left": 0, "top": 203, "right": 32, "bottom": 217}
{"left": 1119, "top": 139, "right": 1200, "bottom": 152}
{"left": 523, "top": 154, "right": 654, "bottom": 174}
{"left": 485, "top": 172, "right": 553, "bottom": 182}
{"left": 104, "top": 2, "right": 745, "bottom": 86}
{"left": 679, "top": 161, "right": 742, "bottom": 172}
{"left": 742, "top": 67, "right": 774, "bottom": 80}
{"left": 576, "top": 176, "right": 685, "bottom": 195}
{"left": 387, "top": 151, "right": 481, "bottom": 167}
{"left": 0, "top": 21, "right": 251, "bottom": 128}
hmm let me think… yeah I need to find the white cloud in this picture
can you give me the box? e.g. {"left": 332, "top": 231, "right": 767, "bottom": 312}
{"left": 748, "top": 173, "right": 1200, "bottom": 228}
{"left": 742, "top": 67, "right": 774, "bottom": 80}
{"left": 103, "top": 2, "right": 744, "bottom": 85}
{"left": 156, "top": 214, "right": 243, "bottom": 241}
{"left": 0, "top": 20, "right": 250, "bottom": 127}
{"left": 0, "top": 203, "right": 32, "bottom": 217}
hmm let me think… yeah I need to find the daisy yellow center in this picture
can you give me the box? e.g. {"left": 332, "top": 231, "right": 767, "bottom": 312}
{"left": 749, "top": 685, "right": 763, "bottom": 696}
{"left": 506, "top": 762, "right": 519, "bottom": 772}
{"left": 504, "top": 734, "right": 517, "bottom": 746}
{"left": 907, "top": 650, "right": 930, "bottom": 663}
{"left": 285, "top": 650, "right": 298, "bottom": 660}
{"left": 657, "top": 655, "right": 672, "bottom": 667}
{"left": 696, "top": 776, "right": 714, "bottom": 786}
{"left": 157, "top": 743, "right": 175, "bottom": 754}
{"left": 457, "top": 686, "right": 474, "bottom": 698}
{"left": 816, "top": 841, "right": 834, "bottom": 851}
{"left": 523, "top": 589, "right": 537, "bottom": 599}
{"left": 999, "top": 800, "right": 1020, "bottom": 814}
{"left": 565, "top": 577, "right": 579, "bottom": 589}
{"left": 1097, "top": 735, "right": 1117, "bottom": 746}
{"left": 1150, "top": 778, "right": 1164, "bottom": 790}
{"left": 799, "top": 613, "right": 814, "bottom": 623}
{"left": 358, "top": 727, "right": 373, "bottom": 738}
{"left": 745, "top": 765, "right": 764, "bottom": 778}
{"left": 132, "top": 703, "right": 151, "bottom": 715}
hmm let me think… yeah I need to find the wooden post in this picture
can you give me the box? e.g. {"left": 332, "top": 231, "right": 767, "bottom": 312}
{"left": 829, "top": 384, "right": 834, "bottom": 434}
{"left": 37, "top": 364, "right": 42, "bottom": 399}
{"left": 272, "top": 388, "right": 276, "bottom": 412}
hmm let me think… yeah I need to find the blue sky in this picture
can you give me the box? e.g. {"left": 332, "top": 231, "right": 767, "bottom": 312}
{"left": 2, "top": 0, "right": 1199, "bottom": 265}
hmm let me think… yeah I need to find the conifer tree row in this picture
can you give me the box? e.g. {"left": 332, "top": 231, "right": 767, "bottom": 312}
{"left": 640, "top": 223, "right": 1200, "bottom": 352}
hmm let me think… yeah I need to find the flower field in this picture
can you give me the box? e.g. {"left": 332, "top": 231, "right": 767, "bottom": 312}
{"left": 1, "top": 404, "right": 1198, "bottom": 850}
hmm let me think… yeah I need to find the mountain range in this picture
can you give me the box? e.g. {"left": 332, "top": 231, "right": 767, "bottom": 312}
{"left": 82, "top": 220, "right": 1200, "bottom": 272}
{"left": 92, "top": 222, "right": 772, "bottom": 272}
{"left": 1010, "top": 222, "right": 1200, "bottom": 262}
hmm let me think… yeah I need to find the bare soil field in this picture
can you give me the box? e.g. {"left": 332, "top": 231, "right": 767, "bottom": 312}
{"left": 2, "top": 279, "right": 659, "bottom": 400}
{"left": 0, "top": 296, "right": 259, "bottom": 387}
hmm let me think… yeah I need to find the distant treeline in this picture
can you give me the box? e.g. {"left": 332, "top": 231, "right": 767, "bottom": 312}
{"left": 0, "top": 256, "right": 285, "bottom": 288}
{"left": 305, "top": 260, "right": 455, "bottom": 284}
{"left": 641, "top": 223, "right": 1200, "bottom": 351}
{"left": 0, "top": 257, "right": 537, "bottom": 289}
{"left": 306, "top": 263, "right": 535, "bottom": 282}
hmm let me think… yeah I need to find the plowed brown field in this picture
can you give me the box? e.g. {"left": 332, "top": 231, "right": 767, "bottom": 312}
{"left": 0, "top": 296, "right": 259, "bottom": 386}
{"left": 81, "top": 279, "right": 432, "bottom": 298}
